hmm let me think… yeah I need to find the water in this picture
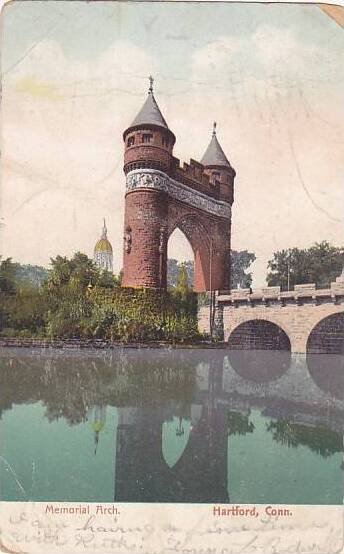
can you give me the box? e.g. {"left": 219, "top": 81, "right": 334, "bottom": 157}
{"left": 0, "top": 348, "right": 342, "bottom": 504}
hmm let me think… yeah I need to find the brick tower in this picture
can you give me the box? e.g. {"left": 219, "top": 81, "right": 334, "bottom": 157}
{"left": 122, "top": 78, "right": 236, "bottom": 292}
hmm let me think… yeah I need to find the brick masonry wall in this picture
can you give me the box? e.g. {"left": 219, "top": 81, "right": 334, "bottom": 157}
{"left": 122, "top": 122, "right": 233, "bottom": 292}
{"left": 123, "top": 190, "right": 168, "bottom": 288}
{"left": 124, "top": 129, "right": 173, "bottom": 173}
{"left": 122, "top": 187, "right": 231, "bottom": 291}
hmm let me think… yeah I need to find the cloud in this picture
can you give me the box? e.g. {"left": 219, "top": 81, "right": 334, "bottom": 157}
{"left": 192, "top": 36, "right": 242, "bottom": 77}
{"left": 1, "top": 38, "right": 157, "bottom": 271}
{"left": 191, "top": 24, "right": 342, "bottom": 89}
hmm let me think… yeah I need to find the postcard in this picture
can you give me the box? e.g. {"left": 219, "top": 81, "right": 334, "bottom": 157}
{"left": 0, "top": 0, "right": 343, "bottom": 553}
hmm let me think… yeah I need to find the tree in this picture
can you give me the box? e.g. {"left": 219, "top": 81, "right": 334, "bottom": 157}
{"left": 5, "top": 287, "right": 47, "bottom": 335}
{"left": 169, "top": 262, "right": 197, "bottom": 317}
{"left": 0, "top": 257, "right": 18, "bottom": 294}
{"left": 167, "top": 251, "right": 255, "bottom": 290}
{"left": 47, "top": 252, "right": 100, "bottom": 291}
{"left": 15, "top": 264, "right": 49, "bottom": 288}
{"left": 0, "top": 258, "right": 49, "bottom": 333}
{"left": 175, "top": 263, "right": 189, "bottom": 299}
{"left": 167, "top": 259, "right": 193, "bottom": 288}
{"left": 306, "top": 241, "right": 344, "bottom": 287}
{"left": 267, "top": 241, "right": 344, "bottom": 291}
{"left": 230, "top": 250, "right": 256, "bottom": 288}
{"left": 44, "top": 252, "right": 101, "bottom": 338}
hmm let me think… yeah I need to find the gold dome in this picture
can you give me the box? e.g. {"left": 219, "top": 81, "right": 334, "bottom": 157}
{"left": 94, "top": 238, "right": 113, "bottom": 253}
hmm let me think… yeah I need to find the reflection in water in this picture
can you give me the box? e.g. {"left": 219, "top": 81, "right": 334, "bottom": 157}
{"left": 228, "top": 349, "right": 291, "bottom": 382}
{"left": 306, "top": 353, "right": 344, "bottom": 401}
{"left": 0, "top": 348, "right": 343, "bottom": 504}
{"left": 88, "top": 405, "right": 107, "bottom": 455}
{"left": 267, "top": 419, "right": 343, "bottom": 458}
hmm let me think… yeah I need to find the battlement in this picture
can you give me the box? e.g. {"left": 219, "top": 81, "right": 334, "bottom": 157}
{"left": 172, "top": 157, "right": 226, "bottom": 201}
{"left": 217, "top": 281, "right": 344, "bottom": 303}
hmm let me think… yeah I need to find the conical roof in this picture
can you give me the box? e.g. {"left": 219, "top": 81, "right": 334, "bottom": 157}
{"left": 131, "top": 91, "right": 169, "bottom": 129}
{"left": 201, "top": 123, "right": 232, "bottom": 169}
{"left": 129, "top": 76, "right": 169, "bottom": 130}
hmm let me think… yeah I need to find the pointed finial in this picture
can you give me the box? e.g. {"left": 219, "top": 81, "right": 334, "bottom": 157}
{"left": 101, "top": 218, "right": 107, "bottom": 239}
{"left": 149, "top": 75, "right": 154, "bottom": 94}
{"left": 212, "top": 121, "right": 217, "bottom": 136}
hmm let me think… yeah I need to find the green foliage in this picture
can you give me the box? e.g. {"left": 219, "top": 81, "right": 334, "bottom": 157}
{"left": 267, "top": 419, "right": 343, "bottom": 458}
{"left": 5, "top": 287, "right": 47, "bottom": 335}
{"left": 89, "top": 286, "right": 200, "bottom": 343}
{"left": 1, "top": 252, "right": 200, "bottom": 343}
{"left": 15, "top": 264, "right": 49, "bottom": 287}
{"left": 47, "top": 252, "right": 99, "bottom": 290}
{"left": 231, "top": 250, "right": 256, "bottom": 288}
{"left": 228, "top": 411, "right": 255, "bottom": 436}
{"left": 0, "top": 257, "right": 18, "bottom": 294}
{"left": 167, "top": 259, "right": 194, "bottom": 288}
{"left": 43, "top": 253, "right": 100, "bottom": 338}
{"left": 168, "top": 250, "right": 256, "bottom": 291}
{"left": 175, "top": 263, "right": 189, "bottom": 296}
{"left": 267, "top": 241, "right": 344, "bottom": 291}
{"left": 169, "top": 262, "right": 197, "bottom": 317}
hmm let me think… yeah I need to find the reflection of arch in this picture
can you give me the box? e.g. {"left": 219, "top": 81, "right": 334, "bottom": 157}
{"left": 115, "top": 366, "right": 229, "bottom": 503}
{"left": 115, "top": 404, "right": 229, "bottom": 503}
{"left": 228, "top": 320, "right": 291, "bottom": 351}
{"left": 307, "top": 313, "right": 344, "bottom": 354}
{"left": 162, "top": 416, "right": 191, "bottom": 468}
{"left": 306, "top": 353, "right": 344, "bottom": 401}
{"left": 227, "top": 350, "right": 291, "bottom": 382}
{"left": 168, "top": 214, "right": 211, "bottom": 292}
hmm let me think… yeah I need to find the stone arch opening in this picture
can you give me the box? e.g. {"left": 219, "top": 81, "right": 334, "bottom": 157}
{"left": 227, "top": 320, "right": 291, "bottom": 381}
{"left": 168, "top": 214, "right": 211, "bottom": 292}
{"left": 306, "top": 313, "right": 344, "bottom": 355}
{"left": 228, "top": 320, "right": 291, "bottom": 351}
{"left": 167, "top": 228, "right": 195, "bottom": 288}
{"left": 306, "top": 313, "right": 344, "bottom": 400}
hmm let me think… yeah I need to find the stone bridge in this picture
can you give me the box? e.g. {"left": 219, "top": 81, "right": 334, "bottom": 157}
{"left": 198, "top": 279, "right": 344, "bottom": 353}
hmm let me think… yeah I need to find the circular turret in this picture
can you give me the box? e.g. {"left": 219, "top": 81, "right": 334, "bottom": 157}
{"left": 201, "top": 122, "right": 236, "bottom": 204}
{"left": 123, "top": 77, "right": 175, "bottom": 175}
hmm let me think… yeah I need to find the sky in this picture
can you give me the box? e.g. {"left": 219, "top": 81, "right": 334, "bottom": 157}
{"left": 1, "top": 1, "right": 344, "bottom": 286}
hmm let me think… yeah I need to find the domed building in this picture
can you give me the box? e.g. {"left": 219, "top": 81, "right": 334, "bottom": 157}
{"left": 94, "top": 219, "right": 113, "bottom": 272}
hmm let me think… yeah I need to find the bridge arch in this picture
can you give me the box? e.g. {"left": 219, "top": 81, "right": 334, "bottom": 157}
{"left": 306, "top": 313, "right": 344, "bottom": 400}
{"left": 306, "top": 313, "right": 344, "bottom": 355}
{"left": 227, "top": 319, "right": 291, "bottom": 381}
{"left": 227, "top": 319, "right": 291, "bottom": 351}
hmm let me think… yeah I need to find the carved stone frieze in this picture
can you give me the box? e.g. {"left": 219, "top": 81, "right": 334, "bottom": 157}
{"left": 126, "top": 169, "right": 231, "bottom": 220}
